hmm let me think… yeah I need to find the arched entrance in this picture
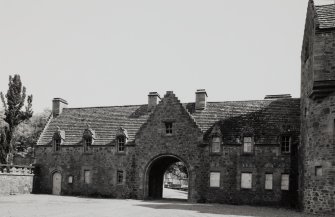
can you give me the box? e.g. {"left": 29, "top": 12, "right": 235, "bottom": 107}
{"left": 52, "top": 172, "right": 62, "bottom": 195}
{"left": 145, "top": 154, "right": 189, "bottom": 200}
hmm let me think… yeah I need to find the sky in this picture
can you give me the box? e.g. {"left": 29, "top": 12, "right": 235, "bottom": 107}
{"left": 0, "top": 0, "right": 331, "bottom": 113}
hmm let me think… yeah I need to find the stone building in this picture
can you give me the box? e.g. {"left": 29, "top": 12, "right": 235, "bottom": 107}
{"left": 34, "top": 0, "right": 334, "bottom": 214}
{"left": 300, "top": 0, "right": 335, "bottom": 214}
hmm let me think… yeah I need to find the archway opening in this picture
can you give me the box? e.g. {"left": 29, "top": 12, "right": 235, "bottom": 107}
{"left": 147, "top": 155, "right": 189, "bottom": 200}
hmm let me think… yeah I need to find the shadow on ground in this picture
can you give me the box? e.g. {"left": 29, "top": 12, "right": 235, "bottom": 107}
{"left": 137, "top": 200, "right": 318, "bottom": 217}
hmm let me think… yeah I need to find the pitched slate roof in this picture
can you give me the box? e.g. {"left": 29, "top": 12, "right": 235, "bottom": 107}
{"left": 186, "top": 99, "right": 300, "bottom": 144}
{"left": 315, "top": 3, "right": 335, "bottom": 29}
{"left": 37, "top": 98, "right": 300, "bottom": 146}
{"left": 37, "top": 105, "right": 150, "bottom": 146}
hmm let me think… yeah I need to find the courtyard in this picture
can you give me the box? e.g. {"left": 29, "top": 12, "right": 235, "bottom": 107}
{"left": 0, "top": 193, "right": 331, "bottom": 217}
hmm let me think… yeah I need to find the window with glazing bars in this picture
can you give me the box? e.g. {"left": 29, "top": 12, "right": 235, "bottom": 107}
{"left": 117, "top": 137, "right": 125, "bottom": 152}
{"left": 281, "top": 136, "right": 291, "bottom": 153}
{"left": 165, "top": 122, "right": 173, "bottom": 135}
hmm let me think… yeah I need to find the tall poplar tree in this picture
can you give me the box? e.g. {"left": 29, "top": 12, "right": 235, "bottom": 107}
{"left": 0, "top": 75, "right": 33, "bottom": 164}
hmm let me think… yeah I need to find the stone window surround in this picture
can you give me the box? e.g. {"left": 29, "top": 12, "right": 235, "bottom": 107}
{"left": 280, "top": 135, "right": 291, "bottom": 154}
{"left": 210, "top": 136, "right": 222, "bottom": 154}
{"left": 68, "top": 175, "right": 73, "bottom": 184}
{"left": 116, "top": 170, "right": 125, "bottom": 185}
{"left": 242, "top": 136, "right": 254, "bottom": 155}
{"left": 281, "top": 174, "right": 289, "bottom": 191}
{"left": 84, "top": 170, "right": 92, "bottom": 185}
{"left": 53, "top": 139, "right": 61, "bottom": 152}
{"left": 264, "top": 173, "right": 273, "bottom": 190}
{"left": 53, "top": 127, "right": 65, "bottom": 152}
{"left": 164, "top": 122, "right": 173, "bottom": 135}
{"left": 241, "top": 172, "right": 253, "bottom": 190}
{"left": 315, "top": 166, "right": 323, "bottom": 177}
{"left": 209, "top": 171, "right": 221, "bottom": 188}
{"left": 116, "top": 136, "right": 126, "bottom": 153}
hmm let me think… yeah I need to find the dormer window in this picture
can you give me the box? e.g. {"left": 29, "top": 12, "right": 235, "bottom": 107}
{"left": 85, "top": 138, "right": 92, "bottom": 146}
{"left": 243, "top": 137, "right": 253, "bottom": 153}
{"left": 54, "top": 139, "right": 61, "bottom": 151}
{"left": 53, "top": 126, "right": 65, "bottom": 152}
{"left": 117, "top": 136, "right": 125, "bottom": 152}
{"left": 84, "top": 138, "right": 92, "bottom": 151}
{"left": 211, "top": 137, "right": 221, "bottom": 153}
{"left": 82, "top": 124, "right": 95, "bottom": 152}
{"left": 281, "top": 136, "right": 291, "bottom": 153}
{"left": 209, "top": 125, "right": 223, "bottom": 153}
{"left": 115, "top": 127, "right": 128, "bottom": 153}
{"left": 165, "top": 122, "right": 173, "bottom": 135}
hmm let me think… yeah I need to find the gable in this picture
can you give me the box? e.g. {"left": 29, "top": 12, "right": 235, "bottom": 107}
{"left": 135, "top": 91, "right": 202, "bottom": 141}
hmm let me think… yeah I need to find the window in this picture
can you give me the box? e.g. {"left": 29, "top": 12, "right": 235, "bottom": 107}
{"left": 210, "top": 172, "right": 220, "bottom": 187}
{"left": 315, "top": 166, "right": 323, "bottom": 177}
{"left": 281, "top": 136, "right": 291, "bottom": 153}
{"left": 85, "top": 138, "right": 92, "bottom": 146}
{"left": 84, "top": 138, "right": 92, "bottom": 151}
{"left": 117, "top": 170, "right": 124, "bottom": 184}
{"left": 211, "top": 137, "right": 221, "bottom": 153}
{"left": 84, "top": 170, "right": 91, "bottom": 184}
{"left": 281, "top": 174, "right": 289, "bottom": 190}
{"left": 241, "top": 173, "right": 252, "bottom": 189}
{"left": 165, "top": 122, "right": 173, "bottom": 135}
{"left": 265, "top": 174, "right": 273, "bottom": 190}
{"left": 54, "top": 139, "right": 61, "bottom": 151}
{"left": 68, "top": 176, "right": 73, "bottom": 184}
{"left": 117, "top": 137, "right": 125, "bottom": 152}
{"left": 243, "top": 137, "right": 253, "bottom": 153}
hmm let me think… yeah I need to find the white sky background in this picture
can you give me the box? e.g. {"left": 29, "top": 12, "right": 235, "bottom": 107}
{"left": 0, "top": 0, "right": 328, "bottom": 113}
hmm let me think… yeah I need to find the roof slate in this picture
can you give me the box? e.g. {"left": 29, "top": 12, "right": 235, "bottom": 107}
{"left": 315, "top": 4, "right": 335, "bottom": 29}
{"left": 37, "top": 98, "right": 300, "bottom": 146}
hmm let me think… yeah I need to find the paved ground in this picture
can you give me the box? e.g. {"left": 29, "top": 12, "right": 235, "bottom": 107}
{"left": 0, "top": 194, "right": 331, "bottom": 217}
{"left": 163, "top": 187, "right": 188, "bottom": 199}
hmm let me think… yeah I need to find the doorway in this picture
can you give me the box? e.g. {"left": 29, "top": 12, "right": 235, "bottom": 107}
{"left": 52, "top": 172, "right": 62, "bottom": 195}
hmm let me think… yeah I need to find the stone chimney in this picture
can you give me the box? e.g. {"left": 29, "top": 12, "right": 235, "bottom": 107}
{"left": 195, "top": 89, "right": 207, "bottom": 110}
{"left": 148, "top": 92, "right": 160, "bottom": 112}
{"left": 52, "top": 98, "right": 68, "bottom": 117}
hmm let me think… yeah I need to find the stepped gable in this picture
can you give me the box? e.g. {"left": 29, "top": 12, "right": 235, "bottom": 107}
{"left": 37, "top": 105, "right": 150, "bottom": 146}
{"left": 315, "top": 3, "right": 335, "bottom": 29}
{"left": 185, "top": 98, "right": 300, "bottom": 144}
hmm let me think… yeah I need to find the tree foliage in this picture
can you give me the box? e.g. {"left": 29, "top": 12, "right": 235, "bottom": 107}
{"left": 13, "top": 109, "right": 50, "bottom": 151}
{"left": 0, "top": 75, "right": 33, "bottom": 164}
{"left": 166, "top": 162, "right": 188, "bottom": 179}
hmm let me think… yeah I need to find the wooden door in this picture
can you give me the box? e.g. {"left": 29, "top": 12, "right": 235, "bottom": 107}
{"left": 52, "top": 172, "right": 62, "bottom": 195}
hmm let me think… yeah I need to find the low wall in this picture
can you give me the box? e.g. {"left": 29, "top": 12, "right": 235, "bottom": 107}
{"left": 0, "top": 164, "right": 34, "bottom": 195}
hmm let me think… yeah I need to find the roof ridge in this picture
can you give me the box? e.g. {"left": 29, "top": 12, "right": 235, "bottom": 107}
{"left": 64, "top": 104, "right": 147, "bottom": 110}
{"left": 315, "top": 4, "right": 335, "bottom": 7}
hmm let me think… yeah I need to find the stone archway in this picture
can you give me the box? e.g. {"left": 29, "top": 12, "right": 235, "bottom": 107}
{"left": 144, "top": 154, "right": 190, "bottom": 200}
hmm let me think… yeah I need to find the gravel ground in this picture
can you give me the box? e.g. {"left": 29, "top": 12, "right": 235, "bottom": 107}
{"left": 0, "top": 194, "right": 331, "bottom": 217}
{"left": 163, "top": 187, "right": 188, "bottom": 199}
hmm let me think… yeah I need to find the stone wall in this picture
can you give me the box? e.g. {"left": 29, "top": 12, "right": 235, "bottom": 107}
{"left": 0, "top": 165, "right": 34, "bottom": 195}
{"left": 300, "top": 1, "right": 335, "bottom": 214}
{"left": 34, "top": 92, "right": 300, "bottom": 208}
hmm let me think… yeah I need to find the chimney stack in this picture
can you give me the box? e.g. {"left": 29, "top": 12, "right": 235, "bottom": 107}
{"left": 148, "top": 92, "right": 160, "bottom": 112}
{"left": 52, "top": 98, "right": 68, "bottom": 117}
{"left": 195, "top": 89, "right": 207, "bottom": 110}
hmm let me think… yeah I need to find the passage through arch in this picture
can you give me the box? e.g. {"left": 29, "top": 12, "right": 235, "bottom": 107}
{"left": 145, "top": 155, "right": 189, "bottom": 200}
